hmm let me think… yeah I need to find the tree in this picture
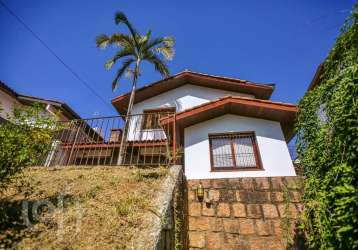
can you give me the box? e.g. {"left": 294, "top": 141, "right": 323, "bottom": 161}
{"left": 96, "top": 11, "right": 175, "bottom": 163}
{"left": 0, "top": 104, "right": 59, "bottom": 190}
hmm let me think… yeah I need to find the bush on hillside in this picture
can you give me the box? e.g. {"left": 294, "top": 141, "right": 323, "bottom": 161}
{"left": 0, "top": 104, "right": 59, "bottom": 190}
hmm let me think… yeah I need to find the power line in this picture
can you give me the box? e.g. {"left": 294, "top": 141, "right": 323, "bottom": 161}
{"left": 0, "top": 0, "right": 113, "bottom": 111}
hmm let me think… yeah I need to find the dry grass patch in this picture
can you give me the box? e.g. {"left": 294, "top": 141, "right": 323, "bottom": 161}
{"left": 0, "top": 166, "right": 168, "bottom": 249}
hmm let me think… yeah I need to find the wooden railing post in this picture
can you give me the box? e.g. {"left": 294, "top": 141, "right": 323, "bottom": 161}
{"left": 66, "top": 121, "right": 81, "bottom": 166}
{"left": 172, "top": 113, "right": 176, "bottom": 165}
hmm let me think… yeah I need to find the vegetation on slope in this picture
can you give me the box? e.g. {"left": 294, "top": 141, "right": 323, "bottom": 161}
{"left": 0, "top": 167, "right": 168, "bottom": 249}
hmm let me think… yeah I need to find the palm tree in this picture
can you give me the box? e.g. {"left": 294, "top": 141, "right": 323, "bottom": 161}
{"left": 96, "top": 11, "right": 175, "bottom": 164}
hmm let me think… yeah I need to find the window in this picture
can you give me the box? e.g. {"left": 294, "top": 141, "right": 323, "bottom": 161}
{"left": 141, "top": 107, "right": 176, "bottom": 130}
{"left": 209, "top": 132, "right": 262, "bottom": 171}
{"left": 142, "top": 112, "right": 161, "bottom": 129}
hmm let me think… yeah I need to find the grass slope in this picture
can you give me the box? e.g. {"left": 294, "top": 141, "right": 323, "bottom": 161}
{"left": 0, "top": 167, "right": 168, "bottom": 249}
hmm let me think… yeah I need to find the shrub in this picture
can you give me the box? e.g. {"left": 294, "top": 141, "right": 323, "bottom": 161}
{"left": 0, "top": 104, "right": 59, "bottom": 190}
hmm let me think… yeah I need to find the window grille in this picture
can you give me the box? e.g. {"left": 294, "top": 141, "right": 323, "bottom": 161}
{"left": 209, "top": 132, "right": 262, "bottom": 171}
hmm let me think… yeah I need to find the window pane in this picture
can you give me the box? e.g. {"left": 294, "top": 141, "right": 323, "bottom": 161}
{"left": 211, "top": 137, "right": 234, "bottom": 167}
{"left": 142, "top": 113, "right": 161, "bottom": 129}
{"left": 232, "top": 136, "right": 256, "bottom": 167}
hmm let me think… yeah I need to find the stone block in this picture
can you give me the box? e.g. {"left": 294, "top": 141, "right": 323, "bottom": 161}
{"left": 223, "top": 233, "right": 249, "bottom": 249}
{"left": 270, "top": 192, "right": 284, "bottom": 202}
{"left": 236, "top": 190, "right": 248, "bottom": 202}
{"left": 262, "top": 204, "right": 279, "bottom": 218}
{"left": 254, "top": 178, "right": 270, "bottom": 190}
{"left": 208, "top": 189, "right": 220, "bottom": 202}
{"left": 255, "top": 219, "right": 272, "bottom": 236}
{"left": 271, "top": 219, "right": 283, "bottom": 236}
{"left": 189, "top": 231, "right": 205, "bottom": 248}
{"left": 239, "top": 219, "right": 255, "bottom": 235}
{"left": 189, "top": 216, "right": 210, "bottom": 231}
{"left": 248, "top": 236, "right": 267, "bottom": 250}
{"left": 189, "top": 202, "right": 201, "bottom": 217}
{"left": 223, "top": 218, "right": 240, "bottom": 234}
{"left": 219, "top": 189, "right": 236, "bottom": 202}
{"left": 227, "top": 178, "right": 241, "bottom": 189}
{"left": 247, "top": 191, "right": 269, "bottom": 203}
{"left": 265, "top": 237, "right": 285, "bottom": 250}
{"left": 289, "top": 191, "right": 301, "bottom": 203}
{"left": 208, "top": 217, "right": 223, "bottom": 232}
{"left": 283, "top": 176, "right": 302, "bottom": 190}
{"left": 278, "top": 204, "right": 298, "bottom": 219}
{"left": 212, "top": 179, "right": 229, "bottom": 188}
{"left": 188, "top": 216, "right": 196, "bottom": 231}
{"left": 247, "top": 204, "right": 262, "bottom": 218}
{"left": 232, "top": 203, "right": 246, "bottom": 218}
{"left": 188, "top": 190, "right": 196, "bottom": 202}
{"left": 206, "top": 232, "right": 223, "bottom": 250}
{"left": 201, "top": 179, "right": 212, "bottom": 188}
{"left": 241, "top": 178, "right": 254, "bottom": 190}
{"left": 187, "top": 179, "right": 199, "bottom": 189}
{"left": 271, "top": 177, "right": 285, "bottom": 190}
{"left": 217, "top": 203, "right": 231, "bottom": 217}
{"left": 202, "top": 203, "right": 215, "bottom": 216}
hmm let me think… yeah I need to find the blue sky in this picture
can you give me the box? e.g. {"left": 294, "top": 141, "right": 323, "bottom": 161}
{"left": 0, "top": 0, "right": 355, "bottom": 118}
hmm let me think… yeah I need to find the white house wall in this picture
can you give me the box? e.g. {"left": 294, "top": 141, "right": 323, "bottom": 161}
{"left": 127, "top": 84, "right": 254, "bottom": 141}
{"left": 184, "top": 114, "right": 296, "bottom": 179}
{"left": 131, "top": 84, "right": 254, "bottom": 113}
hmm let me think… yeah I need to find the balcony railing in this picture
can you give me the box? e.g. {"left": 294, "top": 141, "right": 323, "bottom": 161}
{"left": 36, "top": 112, "right": 177, "bottom": 167}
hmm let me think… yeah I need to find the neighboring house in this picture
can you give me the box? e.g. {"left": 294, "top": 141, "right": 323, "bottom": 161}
{"left": 0, "top": 81, "right": 83, "bottom": 166}
{"left": 112, "top": 70, "right": 298, "bottom": 179}
{"left": 0, "top": 81, "right": 81, "bottom": 123}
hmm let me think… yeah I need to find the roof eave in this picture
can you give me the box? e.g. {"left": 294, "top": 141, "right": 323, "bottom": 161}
{"left": 111, "top": 71, "right": 275, "bottom": 115}
{"left": 161, "top": 96, "right": 298, "bottom": 142}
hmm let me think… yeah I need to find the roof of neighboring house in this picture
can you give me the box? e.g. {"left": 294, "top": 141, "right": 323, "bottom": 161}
{"left": 0, "top": 81, "right": 81, "bottom": 120}
{"left": 111, "top": 70, "right": 275, "bottom": 115}
{"left": 307, "top": 63, "right": 324, "bottom": 91}
{"left": 0, "top": 81, "right": 18, "bottom": 98}
{"left": 161, "top": 95, "right": 298, "bottom": 142}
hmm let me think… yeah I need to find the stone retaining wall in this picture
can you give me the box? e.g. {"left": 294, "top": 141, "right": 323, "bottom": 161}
{"left": 187, "top": 177, "right": 303, "bottom": 249}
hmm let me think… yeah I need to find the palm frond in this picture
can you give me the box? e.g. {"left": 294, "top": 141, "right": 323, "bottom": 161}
{"left": 96, "top": 34, "right": 110, "bottom": 49}
{"left": 146, "top": 36, "right": 175, "bottom": 50}
{"left": 96, "top": 33, "right": 135, "bottom": 49}
{"left": 112, "top": 58, "right": 134, "bottom": 92}
{"left": 114, "top": 11, "right": 140, "bottom": 48}
{"left": 139, "top": 30, "right": 152, "bottom": 46}
{"left": 145, "top": 54, "right": 170, "bottom": 78}
{"left": 105, "top": 48, "right": 135, "bottom": 70}
{"left": 153, "top": 45, "right": 175, "bottom": 60}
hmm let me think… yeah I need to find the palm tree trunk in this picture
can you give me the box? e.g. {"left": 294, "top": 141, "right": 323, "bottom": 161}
{"left": 117, "top": 59, "right": 140, "bottom": 165}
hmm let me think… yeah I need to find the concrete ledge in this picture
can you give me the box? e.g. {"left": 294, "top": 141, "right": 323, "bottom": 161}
{"left": 135, "top": 165, "right": 183, "bottom": 249}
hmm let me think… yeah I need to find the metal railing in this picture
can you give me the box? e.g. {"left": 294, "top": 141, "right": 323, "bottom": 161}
{"left": 37, "top": 112, "right": 177, "bottom": 167}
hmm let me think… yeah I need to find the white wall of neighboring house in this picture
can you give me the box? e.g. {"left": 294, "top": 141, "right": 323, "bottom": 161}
{"left": 0, "top": 90, "right": 21, "bottom": 120}
{"left": 184, "top": 114, "right": 296, "bottom": 179}
{"left": 126, "top": 84, "right": 255, "bottom": 141}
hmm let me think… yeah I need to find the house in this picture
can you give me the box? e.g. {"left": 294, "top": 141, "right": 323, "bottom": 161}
{"left": 0, "top": 81, "right": 81, "bottom": 123}
{"left": 40, "top": 70, "right": 297, "bottom": 177}
{"left": 112, "top": 70, "right": 298, "bottom": 179}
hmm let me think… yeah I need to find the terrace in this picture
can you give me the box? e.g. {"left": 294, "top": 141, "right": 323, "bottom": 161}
{"left": 38, "top": 112, "right": 178, "bottom": 167}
